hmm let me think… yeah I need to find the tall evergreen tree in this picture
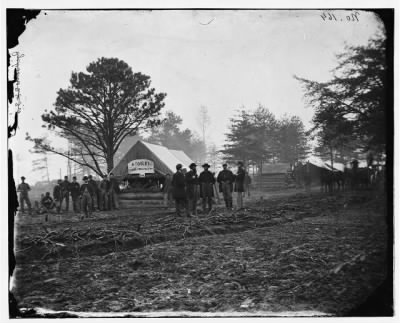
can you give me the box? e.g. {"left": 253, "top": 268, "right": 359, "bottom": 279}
{"left": 295, "top": 32, "right": 387, "bottom": 159}
{"left": 222, "top": 110, "right": 256, "bottom": 166}
{"left": 222, "top": 107, "right": 310, "bottom": 170}
{"left": 277, "top": 115, "right": 310, "bottom": 163}
{"left": 27, "top": 57, "right": 166, "bottom": 175}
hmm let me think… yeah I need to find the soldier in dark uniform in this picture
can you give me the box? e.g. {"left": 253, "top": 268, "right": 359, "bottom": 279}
{"left": 99, "top": 175, "right": 111, "bottom": 211}
{"left": 17, "top": 176, "right": 32, "bottom": 214}
{"left": 53, "top": 179, "right": 63, "bottom": 213}
{"left": 60, "top": 176, "right": 70, "bottom": 212}
{"left": 199, "top": 163, "right": 216, "bottom": 213}
{"left": 80, "top": 176, "right": 94, "bottom": 219}
{"left": 234, "top": 161, "right": 246, "bottom": 210}
{"left": 171, "top": 164, "right": 188, "bottom": 217}
{"left": 88, "top": 175, "right": 99, "bottom": 211}
{"left": 40, "top": 192, "right": 56, "bottom": 221}
{"left": 68, "top": 176, "right": 81, "bottom": 213}
{"left": 217, "top": 163, "right": 235, "bottom": 209}
{"left": 185, "top": 163, "right": 200, "bottom": 216}
{"left": 40, "top": 192, "right": 56, "bottom": 211}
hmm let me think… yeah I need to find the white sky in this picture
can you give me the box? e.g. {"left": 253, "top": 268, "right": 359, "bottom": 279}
{"left": 8, "top": 9, "right": 384, "bottom": 184}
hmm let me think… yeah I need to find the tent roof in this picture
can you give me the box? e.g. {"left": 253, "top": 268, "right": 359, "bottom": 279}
{"left": 328, "top": 162, "right": 345, "bottom": 172}
{"left": 112, "top": 140, "right": 194, "bottom": 176}
{"left": 307, "top": 156, "right": 331, "bottom": 170}
{"left": 140, "top": 141, "right": 194, "bottom": 172}
{"left": 169, "top": 149, "right": 194, "bottom": 168}
{"left": 307, "top": 156, "right": 345, "bottom": 171}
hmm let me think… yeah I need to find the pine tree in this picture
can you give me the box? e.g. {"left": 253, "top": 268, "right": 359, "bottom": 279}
{"left": 27, "top": 57, "right": 166, "bottom": 175}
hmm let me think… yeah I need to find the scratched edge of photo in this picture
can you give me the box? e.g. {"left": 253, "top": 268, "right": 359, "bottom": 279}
{"left": 4, "top": 6, "right": 395, "bottom": 319}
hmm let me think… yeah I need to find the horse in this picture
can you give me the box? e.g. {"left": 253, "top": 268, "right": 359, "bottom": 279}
{"left": 320, "top": 169, "right": 345, "bottom": 193}
{"left": 320, "top": 168, "right": 333, "bottom": 193}
{"left": 333, "top": 170, "right": 345, "bottom": 192}
{"left": 347, "top": 166, "right": 372, "bottom": 190}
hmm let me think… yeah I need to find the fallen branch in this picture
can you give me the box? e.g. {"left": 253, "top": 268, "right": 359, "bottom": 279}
{"left": 331, "top": 253, "right": 365, "bottom": 274}
{"left": 280, "top": 243, "right": 310, "bottom": 255}
{"left": 102, "top": 228, "right": 143, "bottom": 237}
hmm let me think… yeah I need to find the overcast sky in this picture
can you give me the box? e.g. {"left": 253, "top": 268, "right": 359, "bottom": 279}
{"left": 8, "top": 9, "right": 383, "bottom": 183}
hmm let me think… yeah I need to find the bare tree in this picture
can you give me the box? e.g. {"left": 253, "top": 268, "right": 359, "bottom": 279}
{"left": 32, "top": 154, "right": 50, "bottom": 182}
{"left": 207, "top": 142, "right": 223, "bottom": 172}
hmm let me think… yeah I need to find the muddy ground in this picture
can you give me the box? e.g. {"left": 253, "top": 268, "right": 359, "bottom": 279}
{"left": 11, "top": 189, "right": 390, "bottom": 317}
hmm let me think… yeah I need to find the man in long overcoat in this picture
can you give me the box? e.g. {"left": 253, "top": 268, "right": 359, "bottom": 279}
{"left": 199, "top": 163, "right": 215, "bottom": 213}
{"left": 217, "top": 163, "right": 235, "bottom": 209}
{"left": 171, "top": 164, "right": 188, "bottom": 217}
{"left": 234, "top": 161, "right": 246, "bottom": 209}
{"left": 69, "top": 176, "right": 81, "bottom": 213}
{"left": 185, "top": 163, "right": 199, "bottom": 216}
{"left": 88, "top": 175, "right": 99, "bottom": 211}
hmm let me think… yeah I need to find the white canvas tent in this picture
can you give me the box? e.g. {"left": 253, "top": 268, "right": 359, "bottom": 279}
{"left": 112, "top": 140, "right": 194, "bottom": 176}
{"left": 307, "top": 156, "right": 345, "bottom": 172}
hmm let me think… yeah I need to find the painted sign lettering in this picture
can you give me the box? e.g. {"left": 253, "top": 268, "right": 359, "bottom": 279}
{"left": 127, "top": 159, "right": 155, "bottom": 175}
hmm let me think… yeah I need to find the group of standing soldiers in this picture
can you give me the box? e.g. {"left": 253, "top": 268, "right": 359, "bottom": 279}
{"left": 169, "top": 161, "right": 248, "bottom": 217}
{"left": 16, "top": 173, "right": 120, "bottom": 219}
{"left": 52, "top": 173, "right": 120, "bottom": 217}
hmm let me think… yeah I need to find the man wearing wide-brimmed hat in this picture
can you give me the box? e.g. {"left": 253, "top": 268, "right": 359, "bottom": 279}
{"left": 17, "top": 176, "right": 32, "bottom": 215}
{"left": 217, "top": 163, "right": 235, "bottom": 209}
{"left": 199, "top": 163, "right": 216, "bottom": 213}
{"left": 234, "top": 161, "right": 246, "bottom": 209}
{"left": 88, "top": 175, "right": 100, "bottom": 211}
{"left": 53, "top": 179, "right": 63, "bottom": 213}
{"left": 171, "top": 164, "right": 188, "bottom": 217}
{"left": 185, "top": 162, "right": 199, "bottom": 216}
{"left": 69, "top": 176, "right": 81, "bottom": 214}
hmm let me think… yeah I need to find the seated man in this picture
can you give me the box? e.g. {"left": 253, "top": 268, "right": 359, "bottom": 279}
{"left": 40, "top": 192, "right": 56, "bottom": 213}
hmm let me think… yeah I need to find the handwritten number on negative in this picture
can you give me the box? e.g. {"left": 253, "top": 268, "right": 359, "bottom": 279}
{"left": 321, "top": 12, "right": 337, "bottom": 21}
{"left": 321, "top": 11, "right": 359, "bottom": 22}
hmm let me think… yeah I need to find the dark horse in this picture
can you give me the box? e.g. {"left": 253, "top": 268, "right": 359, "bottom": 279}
{"left": 320, "top": 168, "right": 345, "bottom": 193}
{"left": 347, "top": 159, "right": 371, "bottom": 190}
{"left": 349, "top": 167, "right": 371, "bottom": 190}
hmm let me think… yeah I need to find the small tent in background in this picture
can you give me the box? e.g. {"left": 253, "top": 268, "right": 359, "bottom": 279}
{"left": 307, "top": 156, "right": 329, "bottom": 169}
{"left": 298, "top": 156, "right": 346, "bottom": 187}
{"left": 307, "top": 156, "right": 347, "bottom": 172}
